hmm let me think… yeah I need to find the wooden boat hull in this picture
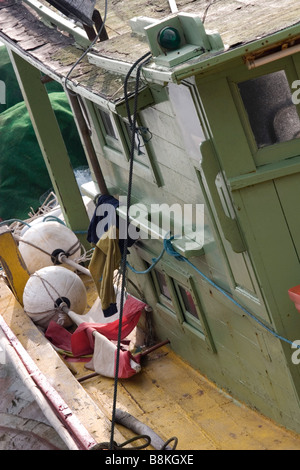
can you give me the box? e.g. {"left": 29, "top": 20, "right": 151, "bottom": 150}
{"left": 1, "top": 278, "right": 300, "bottom": 450}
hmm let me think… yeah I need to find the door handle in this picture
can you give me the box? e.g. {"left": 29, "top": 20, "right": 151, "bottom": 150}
{"left": 199, "top": 140, "right": 246, "bottom": 253}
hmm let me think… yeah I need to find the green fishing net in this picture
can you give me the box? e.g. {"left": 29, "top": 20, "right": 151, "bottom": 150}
{"left": 0, "top": 45, "right": 88, "bottom": 221}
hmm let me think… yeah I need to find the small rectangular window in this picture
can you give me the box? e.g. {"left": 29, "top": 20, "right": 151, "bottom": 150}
{"left": 124, "top": 121, "right": 146, "bottom": 156}
{"left": 149, "top": 266, "right": 176, "bottom": 314}
{"left": 140, "top": 252, "right": 216, "bottom": 351}
{"left": 155, "top": 270, "right": 172, "bottom": 302}
{"left": 97, "top": 107, "right": 118, "bottom": 140}
{"left": 178, "top": 285, "right": 199, "bottom": 320}
{"left": 176, "top": 283, "right": 204, "bottom": 333}
{"left": 238, "top": 70, "right": 300, "bottom": 149}
{"left": 94, "top": 105, "right": 122, "bottom": 154}
{"left": 121, "top": 119, "right": 150, "bottom": 169}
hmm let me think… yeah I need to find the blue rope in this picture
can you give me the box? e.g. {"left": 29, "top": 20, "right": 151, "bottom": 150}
{"left": 162, "top": 235, "right": 299, "bottom": 350}
{"left": 42, "top": 215, "right": 87, "bottom": 234}
{"left": 42, "top": 215, "right": 66, "bottom": 225}
{"left": 127, "top": 233, "right": 299, "bottom": 350}
{"left": 126, "top": 245, "right": 166, "bottom": 274}
{"left": 0, "top": 219, "right": 31, "bottom": 227}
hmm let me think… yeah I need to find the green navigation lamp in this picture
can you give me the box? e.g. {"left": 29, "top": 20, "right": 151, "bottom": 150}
{"left": 158, "top": 26, "right": 181, "bottom": 51}
{"left": 144, "top": 12, "right": 224, "bottom": 67}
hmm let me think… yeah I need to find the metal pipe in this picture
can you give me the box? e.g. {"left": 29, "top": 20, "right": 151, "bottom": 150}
{"left": 78, "top": 372, "right": 99, "bottom": 383}
{"left": 58, "top": 253, "right": 92, "bottom": 276}
{"left": 247, "top": 43, "right": 300, "bottom": 69}
{"left": 115, "top": 409, "right": 173, "bottom": 450}
{"left": 139, "top": 339, "right": 170, "bottom": 357}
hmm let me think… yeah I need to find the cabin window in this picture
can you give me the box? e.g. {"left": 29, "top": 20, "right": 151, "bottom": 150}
{"left": 84, "top": 99, "right": 161, "bottom": 186}
{"left": 138, "top": 246, "right": 215, "bottom": 350}
{"left": 178, "top": 285, "right": 199, "bottom": 319}
{"left": 238, "top": 70, "right": 300, "bottom": 149}
{"left": 94, "top": 105, "right": 122, "bottom": 153}
{"left": 155, "top": 270, "right": 172, "bottom": 301}
{"left": 120, "top": 118, "right": 150, "bottom": 168}
{"left": 152, "top": 268, "right": 175, "bottom": 313}
{"left": 175, "top": 283, "right": 204, "bottom": 333}
{"left": 98, "top": 107, "right": 118, "bottom": 140}
{"left": 152, "top": 267, "right": 204, "bottom": 333}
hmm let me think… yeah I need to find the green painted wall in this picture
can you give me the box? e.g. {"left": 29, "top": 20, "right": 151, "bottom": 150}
{"left": 8, "top": 41, "right": 300, "bottom": 433}
{"left": 84, "top": 67, "right": 300, "bottom": 433}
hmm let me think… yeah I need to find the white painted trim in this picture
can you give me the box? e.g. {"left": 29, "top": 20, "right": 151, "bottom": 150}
{"left": 22, "top": 0, "right": 90, "bottom": 47}
{"left": 87, "top": 52, "right": 175, "bottom": 84}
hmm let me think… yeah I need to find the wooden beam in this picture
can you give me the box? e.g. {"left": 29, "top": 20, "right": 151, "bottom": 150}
{"left": 67, "top": 92, "right": 109, "bottom": 195}
{"left": 8, "top": 50, "right": 91, "bottom": 249}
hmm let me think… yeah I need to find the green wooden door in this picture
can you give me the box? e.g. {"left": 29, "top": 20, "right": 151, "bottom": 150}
{"left": 197, "top": 54, "right": 300, "bottom": 395}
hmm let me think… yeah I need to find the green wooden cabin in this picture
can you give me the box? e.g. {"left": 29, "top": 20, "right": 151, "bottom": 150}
{"left": 1, "top": 0, "right": 300, "bottom": 434}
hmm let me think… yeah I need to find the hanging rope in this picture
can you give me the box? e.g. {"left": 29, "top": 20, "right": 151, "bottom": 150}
{"left": 110, "top": 51, "right": 153, "bottom": 451}
{"left": 126, "top": 245, "right": 166, "bottom": 275}
{"left": 0, "top": 219, "right": 31, "bottom": 228}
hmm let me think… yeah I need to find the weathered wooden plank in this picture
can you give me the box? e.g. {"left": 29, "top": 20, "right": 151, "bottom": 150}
{"left": 2, "top": 0, "right": 299, "bottom": 107}
{"left": 18, "top": 36, "right": 47, "bottom": 50}
{"left": 9, "top": 50, "right": 91, "bottom": 247}
{"left": 274, "top": 173, "right": 300, "bottom": 261}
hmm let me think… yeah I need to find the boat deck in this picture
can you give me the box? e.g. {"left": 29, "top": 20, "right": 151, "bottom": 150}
{"left": 1, "top": 277, "right": 300, "bottom": 450}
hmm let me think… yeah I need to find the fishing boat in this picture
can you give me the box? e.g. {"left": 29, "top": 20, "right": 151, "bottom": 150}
{"left": 1, "top": 0, "right": 300, "bottom": 451}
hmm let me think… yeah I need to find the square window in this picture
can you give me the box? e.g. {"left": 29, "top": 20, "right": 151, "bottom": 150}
{"left": 238, "top": 70, "right": 300, "bottom": 148}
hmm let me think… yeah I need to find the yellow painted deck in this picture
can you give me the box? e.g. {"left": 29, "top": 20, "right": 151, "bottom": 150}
{"left": 1, "top": 277, "right": 300, "bottom": 451}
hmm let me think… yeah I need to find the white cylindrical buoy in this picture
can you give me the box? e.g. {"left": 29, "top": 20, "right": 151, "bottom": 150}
{"left": 18, "top": 221, "right": 81, "bottom": 274}
{"left": 23, "top": 266, "right": 87, "bottom": 329}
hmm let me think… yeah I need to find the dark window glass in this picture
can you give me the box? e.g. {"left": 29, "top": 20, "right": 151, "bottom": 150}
{"left": 179, "top": 286, "right": 199, "bottom": 319}
{"left": 238, "top": 71, "right": 300, "bottom": 148}
{"left": 155, "top": 270, "right": 172, "bottom": 302}
{"left": 98, "top": 108, "right": 118, "bottom": 140}
{"left": 124, "top": 121, "right": 146, "bottom": 156}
